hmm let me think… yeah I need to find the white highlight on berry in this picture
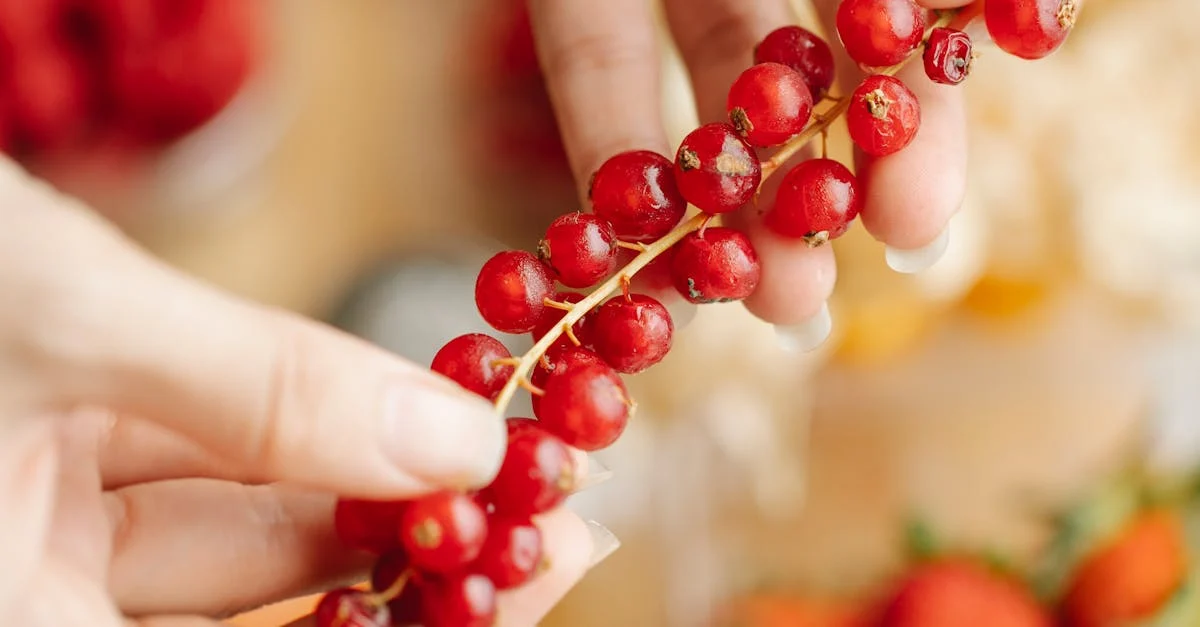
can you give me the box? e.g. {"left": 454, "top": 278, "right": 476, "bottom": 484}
{"left": 885, "top": 228, "right": 951, "bottom": 274}
{"left": 774, "top": 302, "right": 832, "bottom": 353}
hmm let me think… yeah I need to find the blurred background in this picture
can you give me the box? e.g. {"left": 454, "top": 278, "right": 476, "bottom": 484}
{"left": 4, "top": 0, "right": 1200, "bottom": 625}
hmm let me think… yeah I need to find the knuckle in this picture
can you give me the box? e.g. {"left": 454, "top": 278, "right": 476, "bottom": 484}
{"left": 678, "top": 10, "right": 763, "bottom": 73}
{"left": 249, "top": 317, "right": 322, "bottom": 473}
{"left": 541, "top": 30, "right": 653, "bottom": 85}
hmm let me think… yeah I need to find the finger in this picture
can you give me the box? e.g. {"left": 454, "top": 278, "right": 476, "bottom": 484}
{"left": 106, "top": 481, "right": 369, "bottom": 618}
{"left": 126, "top": 618, "right": 224, "bottom": 627}
{"left": 99, "top": 414, "right": 252, "bottom": 490}
{"left": 528, "top": 0, "right": 670, "bottom": 202}
{"left": 0, "top": 418, "right": 58, "bottom": 616}
{"left": 18, "top": 563, "right": 126, "bottom": 627}
{"left": 0, "top": 158, "right": 505, "bottom": 498}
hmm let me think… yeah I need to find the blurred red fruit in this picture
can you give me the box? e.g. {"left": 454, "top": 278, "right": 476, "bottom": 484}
{"left": 877, "top": 560, "right": 1054, "bottom": 627}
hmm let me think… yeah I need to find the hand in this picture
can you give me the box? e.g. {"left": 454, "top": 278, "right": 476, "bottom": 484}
{"left": 528, "top": 0, "right": 971, "bottom": 337}
{"left": 0, "top": 157, "right": 605, "bottom": 627}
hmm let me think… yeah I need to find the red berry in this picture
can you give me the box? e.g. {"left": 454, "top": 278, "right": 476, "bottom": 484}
{"left": 530, "top": 346, "right": 606, "bottom": 418}
{"left": 538, "top": 212, "right": 618, "bottom": 288}
{"left": 590, "top": 150, "right": 687, "bottom": 242}
{"left": 314, "top": 588, "right": 389, "bottom": 627}
{"left": 370, "top": 551, "right": 421, "bottom": 622}
{"left": 398, "top": 491, "right": 488, "bottom": 574}
{"left": 923, "top": 27, "right": 973, "bottom": 85}
{"left": 765, "top": 158, "right": 861, "bottom": 246}
{"left": 673, "top": 123, "right": 761, "bottom": 214}
{"left": 671, "top": 228, "right": 761, "bottom": 304}
{"left": 430, "top": 333, "right": 514, "bottom": 401}
{"left": 530, "top": 291, "right": 596, "bottom": 362}
{"left": 985, "top": 0, "right": 1077, "bottom": 60}
{"left": 591, "top": 294, "right": 673, "bottom": 374}
{"left": 334, "top": 498, "right": 408, "bottom": 555}
{"left": 876, "top": 560, "right": 1052, "bottom": 627}
{"left": 727, "top": 62, "right": 813, "bottom": 148}
{"left": 418, "top": 573, "right": 498, "bottom": 627}
{"left": 836, "top": 0, "right": 927, "bottom": 68}
{"left": 473, "top": 515, "right": 544, "bottom": 589}
{"left": 753, "top": 25, "right": 836, "bottom": 101}
{"left": 488, "top": 418, "right": 575, "bottom": 515}
{"left": 7, "top": 46, "right": 92, "bottom": 151}
{"left": 846, "top": 74, "right": 921, "bottom": 157}
{"left": 475, "top": 250, "right": 555, "bottom": 334}
{"left": 537, "top": 362, "right": 631, "bottom": 451}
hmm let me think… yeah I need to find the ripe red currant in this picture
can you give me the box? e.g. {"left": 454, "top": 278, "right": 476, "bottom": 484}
{"left": 538, "top": 362, "right": 631, "bottom": 451}
{"left": 473, "top": 515, "right": 544, "bottom": 589}
{"left": 538, "top": 212, "right": 619, "bottom": 288}
{"left": 315, "top": 588, "right": 389, "bottom": 627}
{"left": 487, "top": 418, "right": 575, "bottom": 516}
{"left": 836, "top": 0, "right": 928, "bottom": 68}
{"left": 418, "top": 573, "right": 498, "bottom": 627}
{"left": 590, "top": 294, "right": 673, "bottom": 374}
{"left": 334, "top": 498, "right": 408, "bottom": 555}
{"left": 590, "top": 150, "right": 687, "bottom": 242}
{"left": 765, "top": 158, "right": 861, "bottom": 246}
{"left": 727, "top": 62, "right": 813, "bottom": 147}
{"left": 530, "top": 291, "right": 595, "bottom": 362}
{"left": 754, "top": 25, "right": 836, "bottom": 100}
{"left": 846, "top": 75, "right": 921, "bottom": 157}
{"left": 671, "top": 228, "right": 762, "bottom": 304}
{"left": 985, "top": 0, "right": 1077, "bottom": 60}
{"left": 530, "top": 346, "right": 606, "bottom": 418}
{"left": 430, "top": 334, "right": 514, "bottom": 402}
{"left": 370, "top": 551, "right": 421, "bottom": 622}
{"left": 474, "top": 250, "right": 555, "bottom": 334}
{"left": 398, "top": 491, "right": 488, "bottom": 574}
{"left": 923, "top": 27, "right": 973, "bottom": 85}
{"left": 674, "top": 123, "right": 762, "bottom": 214}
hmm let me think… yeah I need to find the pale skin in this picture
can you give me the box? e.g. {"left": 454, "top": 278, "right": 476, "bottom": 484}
{"left": 1, "top": 0, "right": 982, "bottom": 625}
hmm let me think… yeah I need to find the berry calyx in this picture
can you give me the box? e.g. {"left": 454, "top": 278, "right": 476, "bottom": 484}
{"left": 673, "top": 123, "right": 762, "bottom": 214}
{"left": 487, "top": 418, "right": 575, "bottom": 516}
{"left": 727, "top": 62, "right": 814, "bottom": 148}
{"left": 836, "top": 0, "right": 928, "bottom": 68}
{"left": 590, "top": 294, "right": 674, "bottom": 374}
{"left": 475, "top": 250, "right": 555, "bottom": 334}
{"left": 765, "top": 158, "right": 862, "bottom": 246}
{"left": 473, "top": 515, "right": 545, "bottom": 590}
{"left": 538, "top": 212, "right": 619, "bottom": 288}
{"left": 846, "top": 74, "right": 921, "bottom": 157}
{"left": 315, "top": 588, "right": 390, "bottom": 627}
{"left": 537, "top": 361, "right": 632, "bottom": 451}
{"left": 923, "top": 27, "right": 973, "bottom": 85}
{"left": 398, "top": 491, "right": 489, "bottom": 574}
{"left": 418, "top": 573, "right": 498, "bottom": 627}
{"left": 430, "top": 334, "right": 515, "bottom": 402}
{"left": 590, "top": 150, "right": 688, "bottom": 242}
{"left": 753, "top": 25, "right": 836, "bottom": 101}
{"left": 334, "top": 499, "right": 409, "bottom": 555}
{"left": 671, "top": 228, "right": 762, "bottom": 304}
{"left": 985, "top": 0, "right": 1077, "bottom": 61}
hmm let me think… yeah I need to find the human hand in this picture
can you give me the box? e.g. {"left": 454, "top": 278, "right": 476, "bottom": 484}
{"left": 0, "top": 157, "right": 607, "bottom": 626}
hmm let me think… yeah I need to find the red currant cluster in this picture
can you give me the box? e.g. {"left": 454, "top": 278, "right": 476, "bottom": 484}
{"left": 313, "top": 1, "right": 1077, "bottom": 625}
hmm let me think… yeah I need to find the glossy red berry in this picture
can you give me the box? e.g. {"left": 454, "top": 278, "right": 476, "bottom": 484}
{"left": 488, "top": 418, "right": 575, "bottom": 516}
{"left": 846, "top": 75, "right": 921, "bottom": 157}
{"left": 315, "top": 588, "right": 389, "bottom": 627}
{"left": 334, "top": 499, "right": 408, "bottom": 555}
{"left": 418, "top": 573, "right": 498, "bottom": 627}
{"left": 765, "top": 158, "right": 861, "bottom": 246}
{"left": 370, "top": 551, "right": 421, "bottom": 622}
{"left": 674, "top": 123, "right": 762, "bottom": 214}
{"left": 475, "top": 250, "right": 554, "bottom": 334}
{"left": 538, "top": 213, "right": 619, "bottom": 288}
{"left": 538, "top": 362, "right": 631, "bottom": 451}
{"left": 430, "top": 334, "right": 514, "bottom": 401}
{"left": 985, "top": 0, "right": 1077, "bottom": 60}
{"left": 398, "top": 491, "right": 488, "bottom": 574}
{"left": 836, "top": 0, "right": 927, "bottom": 68}
{"left": 590, "top": 150, "right": 687, "bottom": 242}
{"left": 671, "top": 228, "right": 762, "bottom": 304}
{"left": 591, "top": 294, "right": 673, "bottom": 374}
{"left": 923, "top": 27, "right": 974, "bottom": 85}
{"left": 530, "top": 291, "right": 595, "bottom": 362}
{"left": 727, "top": 62, "right": 813, "bottom": 148}
{"left": 473, "top": 516, "right": 545, "bottom": 589}
{"left": 530, "top": 347, "right": 606, "bottom": 417}
{"left": 754, "top": 25, "right": 836, "bottom": 100}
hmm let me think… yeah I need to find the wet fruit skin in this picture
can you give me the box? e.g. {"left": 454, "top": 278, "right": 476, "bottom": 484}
{"left": 486, "top": 418, "right": 574, "bottom": 516}
{"left": 1061, "top": 509, "right": 1188, "bottom": 627}
{"left": 836, "top": 0, "right": 928, "bottom": 68}
{"left": 472, "top": 515, "right": 544, "bottom": 589}
{"left": 430, "top": 333, "right": 514, "bottom": 402}
{"left": 671, "top": 227, "right": 762, "bottom": 304}
{"left": 846, "top": 74, "right": 921, "bottom": 158}
{"left": 924, "top": 27, "right": 974, "bottom": 85}
{"left": 536, "top": 361, "right": 631, "bottom": 451}
{"left": 474, "top": 250, "right": 555, "bottom": 334}
{"left": 727, "top": 62, "right": 814, "bottom": 148}
{"left": 876, "top": 560, "right": 1054, "bottom": 627}
{"left": 538, "top": 212, "right": 619, "bottom": 288}
{"left": 398, "top": 490, "right": 489, "bottom": 575}
{"left": 589, "top": 149, "right": 687, "bottom": 242}
{"left": 985, "top": 0, "right": 1077, "bottom": 61}
{"left": 673, "top": 122, "right": 762, "bottom": 215}
{"left": 530, "top": 346, "right": 606, "bottom": 418}
{"left": 590, "top": 294, "right": 674, "bottom": 374}
{"left": 765, "top": 158, "right": 861, "bottom": 246}
{"left": 334, "top": 498, "right": 409, "bottom": 555}
{"left": 419, "top": 572, "right": 498, "bottom": 627}
{"left": 753, "top": 25, "right": 836, "bottom": 101}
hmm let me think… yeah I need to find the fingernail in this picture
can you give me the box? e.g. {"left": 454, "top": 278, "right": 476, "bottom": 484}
{"left": 571, "top": 454, "right": 614, "bottom": 493}
{"left": 381, "top": 380, "right": 506, "bottom": 488}
{"left": 585, "top": 520, "right": 621, "bottom": 568}
{"left": 775, "top": 302, "right": 832, "bottom": 353}
{"left": 885, "top": 229, "right": 950, "bottom": 274}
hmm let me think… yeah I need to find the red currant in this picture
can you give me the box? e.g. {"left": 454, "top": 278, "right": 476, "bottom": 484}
{"left": 530, "top": 291, "right": 595, "bottom": 362}
{"left": 473, "top": 515, "right": 544, "bottom": 589}
{"left": 398, "top": 491, "right": 488, "bottom": 574}
{"left": 474, "top": 250, "right": 554, "bottom": 334}
{"left": 765, "top": 158, "right": 861, "bottom": 246}
{"left": 315, "top": 588, "right": 389, "bottom": 627}
{"left": 590, "top": 294, "right": 673, "bottom": 374}
{"left": 334, "top": 499, "right": 408, "bottom": 555}
{"left": 836, "top": 0, "right": 928, "bottom": 68}
{"left": 846, "top": 74, "right": 921, "bottom": 157}
{"left": 754, "top": 25, "right": 836, "bottom": 101}
{"left": 590, "top": 150, "right": 687, "bottom": 242}
{"left": 418, "top": 573, "right": 498, "bottom": 627}
{"left": 673, "top": 123, "right": 762, "bottom": 214}
{"left": 538, "top": 362, "right": 631, "bottom": 451}
{"left": 671, "top": 228, "right": 761, "bottom": 304}
{"left": 538, "top": 212, "right": 619, "bottom": 288}
{"left": 923, "top": 27, "right": 973, "bottom": 85}
{"left": 727, "top": 62, "right": 813, "bottom": 148}
{"left": 530, "top": 346, "right": 606, "bottom": 418}
{"left": 430, "top": 334, "right": 514, "bottom": 402}
{"left": 985, "top": 0, "right": 1077, "bottom": 60}
{"left": 487, "top": 418, "right": 575, "bottom": 515}
{"left": 370, "top": 551, "right": 421, "bottom": 622}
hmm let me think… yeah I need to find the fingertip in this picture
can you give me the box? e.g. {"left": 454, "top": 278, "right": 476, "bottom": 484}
{"left": 740, "top": 221, "right": 837, "bottom": 327}
{"left": 497, "top": 509, "right": 598, "bottom": 626}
